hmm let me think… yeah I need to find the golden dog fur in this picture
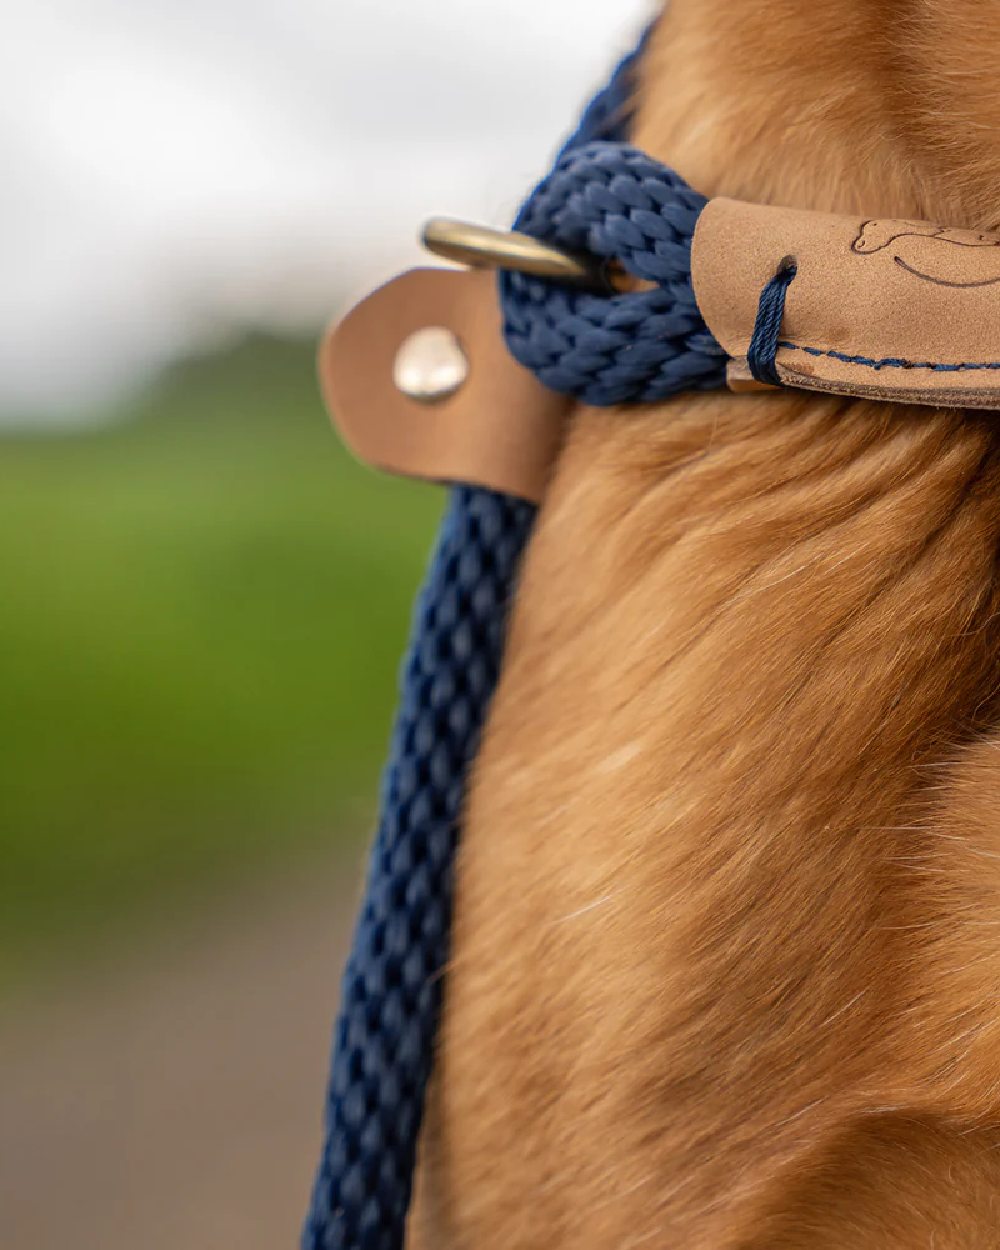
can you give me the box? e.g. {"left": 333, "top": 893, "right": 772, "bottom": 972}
{"left": 410, "top": 3, "right": 1000, "bottom": 1244}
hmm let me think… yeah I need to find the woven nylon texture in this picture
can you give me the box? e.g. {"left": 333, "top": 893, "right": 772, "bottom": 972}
{"left": 500, "top": 154, "right": 726, "bottom": 404}
{"left": 303, "top": 488, "right": 534, "bottom": 1250}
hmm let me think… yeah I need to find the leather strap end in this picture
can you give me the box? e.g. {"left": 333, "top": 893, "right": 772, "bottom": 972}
{"left": 318, "top": 267, "right": 570, "bottom": 504}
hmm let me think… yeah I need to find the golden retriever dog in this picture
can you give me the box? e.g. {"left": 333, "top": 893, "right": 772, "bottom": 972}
{"left": 409, "top": 3, "right": 1000, "bottom": 1245}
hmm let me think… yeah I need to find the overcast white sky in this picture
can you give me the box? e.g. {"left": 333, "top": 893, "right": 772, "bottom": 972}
{"left": 1, "top": 0, "right": 654, "bottom": 423}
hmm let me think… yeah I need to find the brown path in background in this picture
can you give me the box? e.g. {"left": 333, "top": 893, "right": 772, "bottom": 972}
{"left": 0, "top": 852, "right": 361, "bottom": 1250}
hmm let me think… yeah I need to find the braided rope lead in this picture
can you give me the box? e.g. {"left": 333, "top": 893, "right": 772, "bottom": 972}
{"left": 304, "top": 488, "right": 535, "bottom": 1250}
{"left": 304, "top": 25, "right": 731, "bottom": 1250}
{"left": 500, "top": 143, "right": 727, "bottom": 405}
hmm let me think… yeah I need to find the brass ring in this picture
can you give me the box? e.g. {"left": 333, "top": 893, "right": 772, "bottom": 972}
{"left": 421, "top": 217, "right": 610, "bottom": 292}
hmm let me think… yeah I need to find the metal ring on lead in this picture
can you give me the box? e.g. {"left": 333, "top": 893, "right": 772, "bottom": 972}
{"left": 421, "top": 217, "right": 611, "bottom": 292}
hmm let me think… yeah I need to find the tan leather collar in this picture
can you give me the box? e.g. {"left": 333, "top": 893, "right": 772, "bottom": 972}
{"left": 692, "top": 198, "right": 1000, "bottom": 410}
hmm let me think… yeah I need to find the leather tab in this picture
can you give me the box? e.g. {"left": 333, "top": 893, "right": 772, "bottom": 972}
{"left": 318, "top": 267, "right": 569, "bottom": 503}
{"left": 692, "top": 198, "right": 1000, "bottom": 409}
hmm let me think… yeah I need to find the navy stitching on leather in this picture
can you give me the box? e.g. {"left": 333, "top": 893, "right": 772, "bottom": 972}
{"left": 779, "top": 341, "right": 1000, "bottom": 373}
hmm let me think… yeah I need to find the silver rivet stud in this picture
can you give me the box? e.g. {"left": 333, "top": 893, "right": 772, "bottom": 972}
{"left": 393, "top": 326, "right": 468, "bottom": 404}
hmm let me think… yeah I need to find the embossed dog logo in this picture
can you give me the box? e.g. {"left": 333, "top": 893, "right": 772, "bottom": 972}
{"left": 851, "top": 219, "right": 1000, "bottom": 288}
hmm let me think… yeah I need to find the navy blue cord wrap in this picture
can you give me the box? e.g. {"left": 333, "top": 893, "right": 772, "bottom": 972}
{"left": 747, "top": 256, "right": 798, "bottom": 386}
{"left": 304, "top": 28, "right": 733, "bottom": 1250}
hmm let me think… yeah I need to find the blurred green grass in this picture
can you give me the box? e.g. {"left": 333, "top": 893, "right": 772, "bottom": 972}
{"left": 0, "top": 335, "right": 443, "bottom": 984}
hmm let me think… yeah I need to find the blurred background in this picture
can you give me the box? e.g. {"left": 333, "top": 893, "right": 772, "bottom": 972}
{"left": 0, "top": 1, "right": 653, "bottom": 1246}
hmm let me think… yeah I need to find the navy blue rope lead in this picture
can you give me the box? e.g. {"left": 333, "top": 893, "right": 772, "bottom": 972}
{"left": 304, "top": 488, "right": 535, "bottom": 1250}
{"left": 304, "top": 28, "right": 735, "bottom": 1250}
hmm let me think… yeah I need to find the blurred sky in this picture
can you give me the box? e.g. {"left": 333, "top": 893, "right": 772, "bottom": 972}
{"left": 3, "top": 0, "right": 654, "bottom": 424}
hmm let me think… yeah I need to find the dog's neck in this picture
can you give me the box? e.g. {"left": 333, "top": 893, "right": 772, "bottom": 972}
{"left": 635, "top": 1, "right": 999, "bottom": 229}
